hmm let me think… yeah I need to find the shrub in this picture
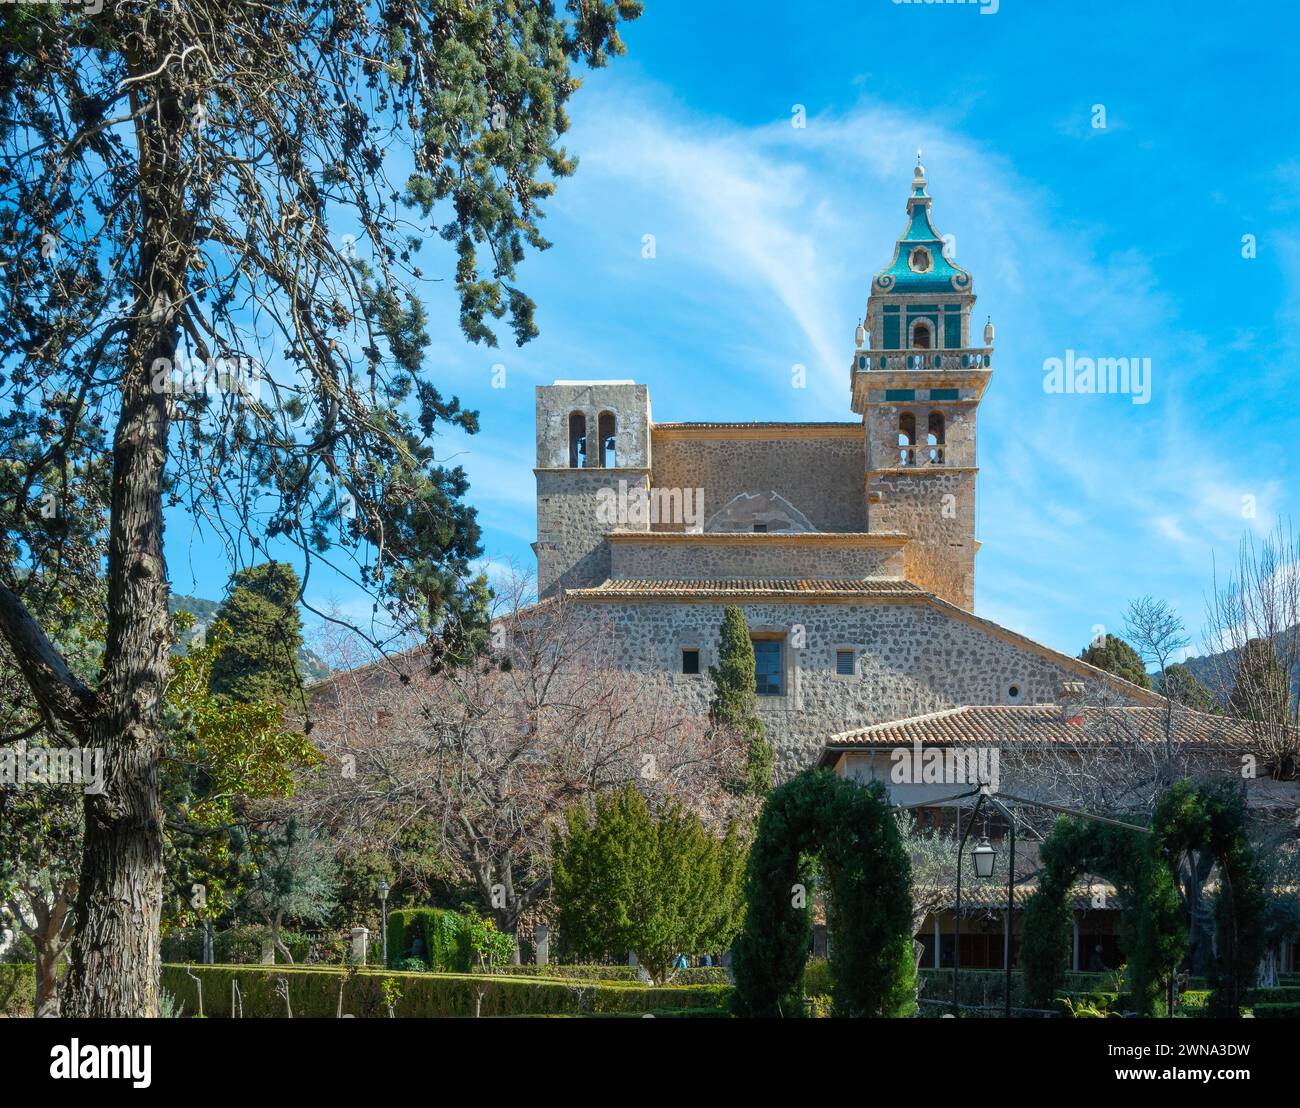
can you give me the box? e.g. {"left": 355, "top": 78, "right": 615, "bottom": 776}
{"left": 386, "top": 908, "right": 511, "bottom": 971}
{"left": 0, "top": 963, "right": 35, "bottom": 1017}
{"left": 161, "top": 964, "right": 730, "bottom": 1017}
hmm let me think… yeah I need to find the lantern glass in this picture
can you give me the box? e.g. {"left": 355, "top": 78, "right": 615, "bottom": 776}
{"left": 972, "top": 838, "right": 996, "bottom": 879}
{"left": 377, "top": 879, "right": 390, "bottom": 902}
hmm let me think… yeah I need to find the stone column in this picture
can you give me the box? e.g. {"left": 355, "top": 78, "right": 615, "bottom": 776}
{"left": 350, "top": 926, "right": 369, "bottom": 965}
{"left": 535, "top": 924, "right": 550, "bottom": 967}
{"left": 1072, "top": 918, "right": 1080, "bottom": 972}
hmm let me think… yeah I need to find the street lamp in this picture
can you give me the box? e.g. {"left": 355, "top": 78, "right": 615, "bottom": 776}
{"left": 953, "top": 789, "right": 1017, "bottom": 1019}
{"left": 377, "top": 879, "right": 390, "bottom": 967}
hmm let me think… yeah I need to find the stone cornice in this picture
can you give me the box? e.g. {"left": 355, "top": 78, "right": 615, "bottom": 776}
{"left": 651, "top": 422, "right": 862, "bottom": 442}
{"left": 604, "top": 530, "right": 909, "bottom": 547}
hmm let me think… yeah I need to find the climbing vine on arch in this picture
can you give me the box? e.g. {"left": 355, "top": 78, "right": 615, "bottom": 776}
{"left": 730, "top": 769, "right": 914, "bottom": 1017}
{"left": 1022, "top": 780, "right": 1265, "bottom": 1017}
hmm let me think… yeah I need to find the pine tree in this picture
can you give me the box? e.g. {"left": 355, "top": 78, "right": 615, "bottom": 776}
{"left": 709, "top": 606, "right": 775, "bottom": 796}
{"left": 1078, "top": 633, "right": 1152, "bottom": 689}
{"left": 1156, "top": 662, "right": 1221, "bottom": 714}
{"left": 207, "top": 563, "right": 305, "bottom": 706}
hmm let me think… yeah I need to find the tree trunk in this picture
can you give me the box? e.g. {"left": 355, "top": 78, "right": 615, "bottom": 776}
{"left": 59, "top": 70, "right": 185, "bottom": 1017}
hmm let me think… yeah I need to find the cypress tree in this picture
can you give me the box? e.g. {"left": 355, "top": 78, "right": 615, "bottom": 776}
{"left": 208, "top": 562, "right": 305, "bottom": 705}
{"left": 709, "top": 606, "right": 775, "bottom": 796}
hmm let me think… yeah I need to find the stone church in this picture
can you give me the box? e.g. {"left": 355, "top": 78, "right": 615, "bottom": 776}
{"left": 525, "top": 165, "right": 1298, "bottom": 974}
{"left": 530, "top": 163, "right": 1163, "bottom": 774}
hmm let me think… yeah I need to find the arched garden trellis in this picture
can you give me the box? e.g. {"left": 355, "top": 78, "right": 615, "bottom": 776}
{"left": 730, "top": 769, "right": 914, "bottom": 1017}
{"left": 1020, "top": 780, "right": 1265, "bottom": 1017}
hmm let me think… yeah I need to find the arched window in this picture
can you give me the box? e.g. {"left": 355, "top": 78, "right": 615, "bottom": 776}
{"left": 927, "top": 411, "right": 945, "bottom": 465}
{"left": 597, "top": 411, "right": 617, "bottom": 468}
{"left": 898, "top": 412, "right": 916, "bottom": 467}
{"left": 568, "top": 411, "right": 587, "bottom": 468}
{"left": 912, "top": 321, "right": 932, "bottom": 349}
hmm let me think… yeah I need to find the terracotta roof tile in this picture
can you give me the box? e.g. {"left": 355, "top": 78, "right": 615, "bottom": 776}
{"left": 824, "top": 704, "right": 1263, "bottom": 751}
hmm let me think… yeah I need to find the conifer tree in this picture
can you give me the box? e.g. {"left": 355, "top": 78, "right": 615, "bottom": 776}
{"left": 709, "top": 606, "right": 775, "bottom": 796}
{"left": 1078, "top": 633, "right": 1152, "bottom": 689}
{"left": 207, "top": 562, "right": 305, "bottom": 706}
{"left": 0, "top": 1, "right": 641, "bottom": 1014}
{"left": 551, "top": 784, "right": 746, "bottom": 984}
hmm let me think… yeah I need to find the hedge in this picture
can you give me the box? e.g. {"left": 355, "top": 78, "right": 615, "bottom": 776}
{"left": 161, "top": 964, "right": 730, "bottom": 1017}
{"left": 1252, "top": 1002, "right": 1300, "bottom": 1018}
{"left": 473, "top": 963, "right": 640, "bottom": 982}
{"left": 470, "top": 963, "right": 730, "bottom": 985}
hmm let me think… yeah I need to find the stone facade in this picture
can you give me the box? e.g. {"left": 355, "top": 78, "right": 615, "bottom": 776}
{"left": 649, "top": 426, "right": 866, "bottom": 534}
{"left": 565, "top": 594, "right": 1141, "bottom": 773}
{"left": 606, "top": 533, "right": 906, "bottom": 580}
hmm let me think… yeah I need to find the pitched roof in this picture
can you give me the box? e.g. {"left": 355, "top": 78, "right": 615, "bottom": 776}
{"left": 565, "top": 578, "right": 923, "bottom": 600}
{"left": 820, "top": 704, "right": 1261, "bottom": 761}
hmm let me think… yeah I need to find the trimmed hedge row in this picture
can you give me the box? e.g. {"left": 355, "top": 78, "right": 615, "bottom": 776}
{"left": 470, "top": 962, "right": 640, "bottom": 982}
{"left": 161, "top": 964, "right": 730, "bottom": 1018}
{"left": 1253, "top": 1002, "right": 1300, "bottom": 1018}
{"left": 471, "top": 963, "right": 729, "bottom": 985}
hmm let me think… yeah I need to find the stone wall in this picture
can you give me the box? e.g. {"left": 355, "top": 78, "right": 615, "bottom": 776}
{"left": 607, "top": 535, "right": 905, "bottom": 580}
{"left": 569, "top": 596, "right": 1132, "bottom": 773}
{"left": 649, "top": 430, "right": 866, "bottom": 533}
{"left": 867, "top": 468, "right": 976, "bottom": 610}
{"left": 536, "top": 469, "right": 647, "bottom": 597}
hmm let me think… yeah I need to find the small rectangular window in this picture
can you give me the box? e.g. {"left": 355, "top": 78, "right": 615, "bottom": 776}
{"left": 681, "top": 648, "right": 700, "bottom": 675}
{"left": 752, "top": 523, "right": 767, "bottom": 533}
{"left": 752, "top": 639, "right": 783, "bottom": 696}
{"left": 835, "top": 649, "right": 855, "bottom": 676}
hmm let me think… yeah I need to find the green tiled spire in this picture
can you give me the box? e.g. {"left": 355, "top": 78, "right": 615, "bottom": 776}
{"left": 871, "top": 162, "right": 973, "bottom": 295}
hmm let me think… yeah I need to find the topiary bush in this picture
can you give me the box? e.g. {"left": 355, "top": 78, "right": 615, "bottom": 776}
{"left": 730, "top": 769, "right": 913, "bottom": 1017}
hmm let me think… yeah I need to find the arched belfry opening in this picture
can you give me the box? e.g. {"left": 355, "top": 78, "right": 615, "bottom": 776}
{"left": 597, "top": 411, "right": 617, "bottom": 468}
{"left": 898, "top": 412, "right": 916, "bottom": 467}
{"left": 911, "top": 320, "right": 932, "bottom": 349}
{"left": 568, "top": 411, "right": 587, "bottom": 468}
{"left": 927, "top": 411, "right": 945, "bottom": 465}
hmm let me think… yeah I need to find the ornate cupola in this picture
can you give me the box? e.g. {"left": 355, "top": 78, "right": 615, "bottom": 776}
{"left": 852, "top": 161, "right": 994, "bottom": 613}
{"left": 870, "top": 160, "right": 973, "bottom": 300}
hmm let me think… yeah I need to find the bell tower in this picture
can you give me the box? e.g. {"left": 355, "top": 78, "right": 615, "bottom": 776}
{"left": 851, "top": 160, "right": 993, "bottom": 611}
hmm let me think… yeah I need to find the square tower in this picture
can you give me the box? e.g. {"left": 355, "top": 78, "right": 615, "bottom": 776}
{"left": 534, "top": 380, "right": 651, "bottom": 597}
{"left": 851, "top": 162, "right": 993, "bottom": 611}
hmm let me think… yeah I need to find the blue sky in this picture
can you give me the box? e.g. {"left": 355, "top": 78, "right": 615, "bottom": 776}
{"left": 165, "top": 0, "right": 1300, "bottom": 662}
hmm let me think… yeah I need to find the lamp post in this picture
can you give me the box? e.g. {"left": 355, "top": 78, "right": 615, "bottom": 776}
{"left": 377, "top": 879, "right": 390, "bottom": 967}
{"left": 952, "top": 788, "right": 1016, "bottom": 1018}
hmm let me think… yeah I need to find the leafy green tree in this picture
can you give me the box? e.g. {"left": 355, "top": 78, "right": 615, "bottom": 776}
{"left": 162, "top": 615, "right": 323, "bottom": 930}
{"left": 237, "top": 817, "right": 339, "bottom": 964}
{"left": 1156, "top": 663, "right": 1221, "bottom": 714}
{"left": 1079, "top": 633, "right": 1152, "bottom": 689}
{"left": 552, "top": 784, "right": 746, "bottom": 984}
{"left": 0, "top": 0, "right": 640, "bottom": 1014}
{"left": 709, "top": 606, "right": 774, "bottom": 796}
{"left": 207, "top": 562, "right": 305, "bottom": 706}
